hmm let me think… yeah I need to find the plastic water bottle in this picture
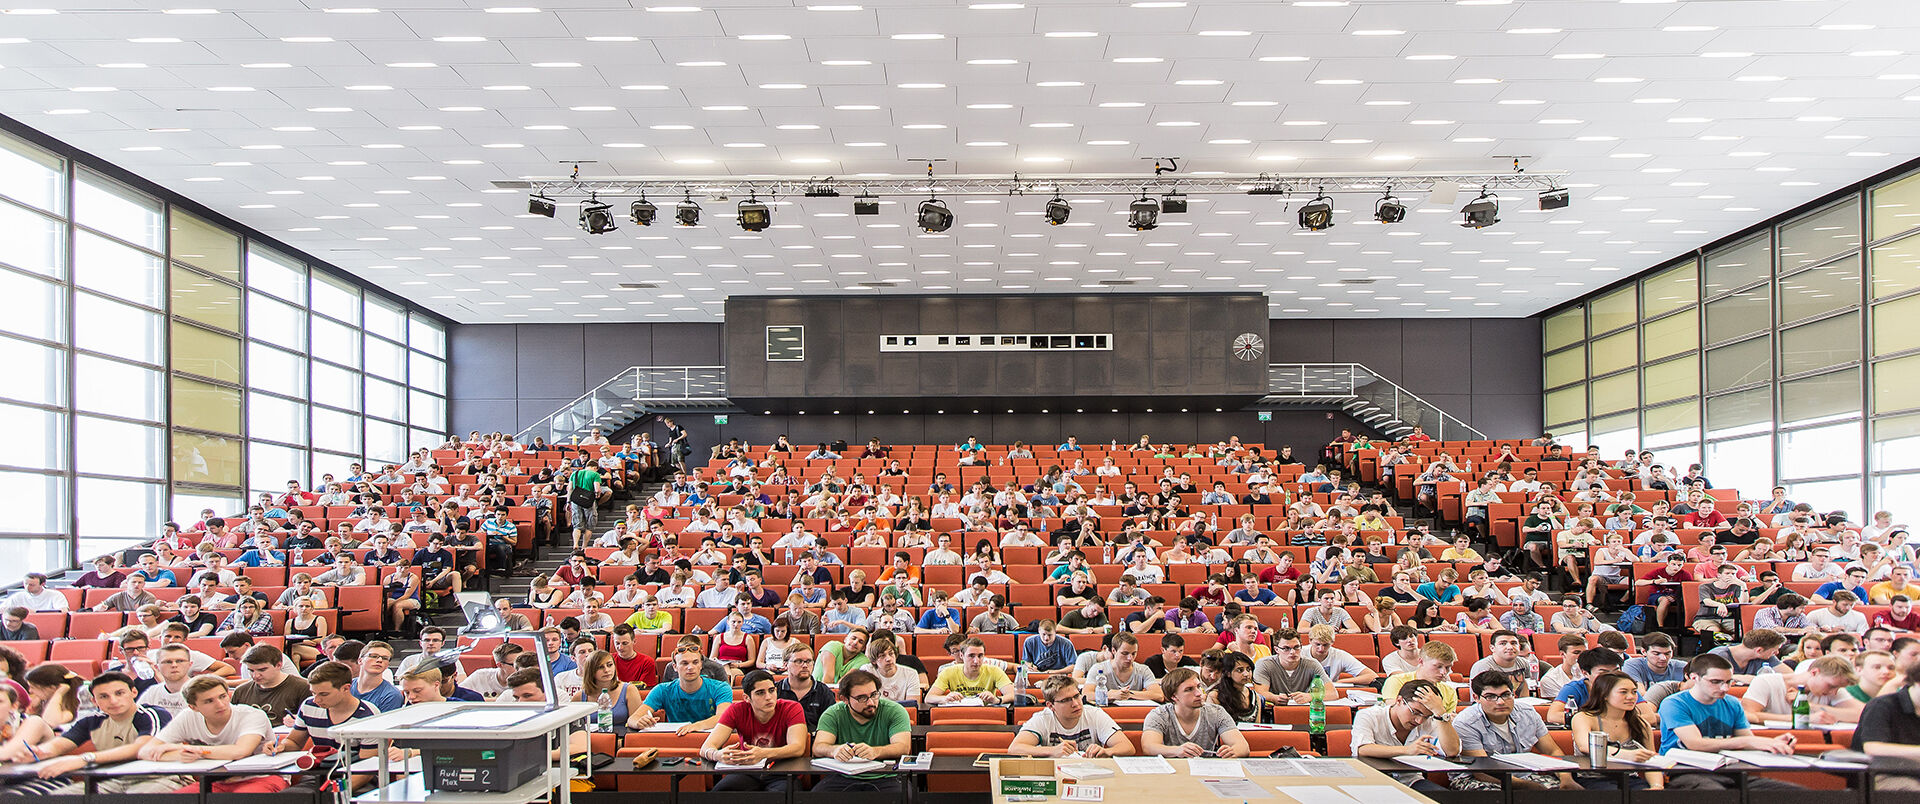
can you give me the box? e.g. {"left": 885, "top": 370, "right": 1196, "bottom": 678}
{"left": 1308, "top": 675, "right": 1326, "bottom": 734}
{"left": 784, "top": 546, "right": 794, "bottom": 565}
{"left": 1526, "top": 653, "right": 1541, "bottom": 694}
{"left": 1279, "top": 614, "right": 1290, "bottom": 630}
{"left": 1015, "top": 664, "right": 1029, "bottom": 706}
{"left": 1102, "top": 543, "right": 1112, "bottom": 564}
{"left": 596, "top": 690, "right": 613, "bottom": 733}
{"left": 292, "top": 547, "right": 304, "bottom": 566}
{"left": 1094, "top": 669, "right": 1109, "bottom": 707}
{"left": 1458, "top": 612, "right": 1469, "bottom": 631}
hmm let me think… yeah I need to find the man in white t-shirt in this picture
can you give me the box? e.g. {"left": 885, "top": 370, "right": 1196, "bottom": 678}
{"left": 1008, "top": 675, "right": 1136, "bottom": 757}
{"left": 1809, "top": 591, "right": 1870, "bottom": 633}
{"left": 3, "top": 572, "right": 68, "bottom": 610}
{"left": 137, "top": 644, "right": 198, "bottom": 714}
{"left": 1740, "top": 656, "right": 1857, "bottom": 725}
{"left": 1353, "top": 679, "right": 1460, "bottom": 791}
{"left": 138, "top": 675, "right": 284, "bottom": 793}
{"left": 463, "top": 643, "right": 523, "bottom": 700}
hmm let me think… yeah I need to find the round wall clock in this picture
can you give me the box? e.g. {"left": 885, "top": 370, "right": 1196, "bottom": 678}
{"left": 1233, "top": 332, "right": 1265, "bottom": 361}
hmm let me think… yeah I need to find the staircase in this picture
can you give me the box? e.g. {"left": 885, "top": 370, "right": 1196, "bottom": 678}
{"left": 1256, "top": 363, "right": 1487, "bottom": 441}
{"left": 516, "top": 366, "right": 740, "bottom": 446}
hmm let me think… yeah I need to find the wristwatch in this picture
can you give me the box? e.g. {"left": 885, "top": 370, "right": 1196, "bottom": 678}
{"left": 83, "top": 752, "right": 97, "bottom": 768}
{"left": 1433, "top": 713, "right": 1454, "bottom": 723}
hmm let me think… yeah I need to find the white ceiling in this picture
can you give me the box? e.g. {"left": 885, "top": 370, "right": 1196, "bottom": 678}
{"left": 2, "top": 0, "right": 1917, "bottom": 323}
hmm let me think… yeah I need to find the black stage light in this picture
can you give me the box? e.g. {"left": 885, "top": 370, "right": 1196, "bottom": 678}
{"left": 1539, "top": 188, "right": 1570, "bottom": 210}
{"left": 675, "top": 196, "right": 702, "bottom": 227}
{"left": 1374, "top": 193, "right": 1407, "bottom": 224}
{"left": 853, "top": 192, "right": 880, "bottom": 215}
{"left": 629, "top": 197, "right": 657, "bottom": 226}
{"left": 579, "top": 199, "right": 616, "bottom": 234}
{"left": 737, "top": 196, "right": 771, "bottom": 232}
{"left": 1461, "top": 191, "right": 1501, "bottom": 229}
{"left": 1045, "top": 196, "right": 1071, "bottom": 226}
{"left": 1297, "top": 192, "right": 1334, "bottom": 231}
{"left": 528, "top": 194, "right": 556, "bottom": 217}
{"left": 1160, "top": 191, "right": 1188, "bottom": 213}
{"left": 916, "top": 198, "right": 953, "bottom": 232}
{"left": 1128, "top": 196, "right": 1160, "bottom": 231}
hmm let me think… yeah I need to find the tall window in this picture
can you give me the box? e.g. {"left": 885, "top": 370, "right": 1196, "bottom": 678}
{"left": 0, "top": 128, "right": 449, "bottom": 584}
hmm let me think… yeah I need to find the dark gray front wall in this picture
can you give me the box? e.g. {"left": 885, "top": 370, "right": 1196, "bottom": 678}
{"left": 450, "top": 317, "right": 1542, "bottom": 440}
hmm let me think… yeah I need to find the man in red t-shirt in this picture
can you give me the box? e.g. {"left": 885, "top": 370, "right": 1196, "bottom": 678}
{"left": 1634, "top": 553, "right": 1695, "bottom": 627}
{"left": 1682, "top": 499, "right": 1731, "bottom": 532}
{"left": 610, "top": 625, "right": 657, "bottom": 686}
{"left": 1872, "top": 595, "right": 1920, "bottom": 632}
{"left": 1259, "top": 554, "right": 1302, "bottom": 585}
{"left": 698, "top": 670, "right": 809, "bottom": 792}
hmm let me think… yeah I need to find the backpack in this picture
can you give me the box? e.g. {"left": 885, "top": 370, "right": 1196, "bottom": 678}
{"left": 1615, "top": 605, "right": 1649, "bottom": 635}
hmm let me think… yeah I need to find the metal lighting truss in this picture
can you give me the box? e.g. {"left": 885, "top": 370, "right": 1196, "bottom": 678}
{"left": 493, "top": 171, "right": 1568, "bottom": 200}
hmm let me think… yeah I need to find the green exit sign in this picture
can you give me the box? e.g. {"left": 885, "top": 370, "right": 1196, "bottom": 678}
{"left": 713, "top": 414, "right": 729, "bottom": 425}
{"left": 1257, "top": 411, "right": 1272, "bottom": 422}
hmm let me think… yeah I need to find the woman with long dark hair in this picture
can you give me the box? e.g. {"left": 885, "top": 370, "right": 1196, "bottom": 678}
{"left": 1205, "top": 650, "right": 1259, "bottom": 723}
{"left": 1570, "top": 672, "right": 1663, "bottom": 790}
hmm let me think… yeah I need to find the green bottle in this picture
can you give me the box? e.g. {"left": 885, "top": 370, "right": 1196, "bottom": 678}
{"left": 1792, "top": 684, "right": 1810, "bottom": 729}
{"left": 1308, "top": 675, "right": 1326, "bottom": 734}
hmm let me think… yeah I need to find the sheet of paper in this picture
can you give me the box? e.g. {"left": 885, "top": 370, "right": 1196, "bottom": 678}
{"left": 1187, "top": 758, "right": 1247, "bottom": 778}
{"left": 93, "top": 758, "right": 231, "bottom": 775}
{"left": 1113, "top": 755, "right": 1177, "bottom": 774}
{"left": 222, "top": 752, "right": 309, "bottom": 772}
{"left": 639, "top": 721, "right": 692, "bottom": 732}
{"left": 1277, "top": 785, "right": 1359, "bottom": 804}
{"left": 1722, "top": 750, "right": 1810, "bottom": 769}
{"left": 1242, "top": 759, "right": 1303, "bottom": 776}
{"left": 1606, "top": 754, "right": 1678, "bottom": 769}
{"left": 1292, "top": 759, "right": 1365, "bottom": 778}
{"left": 712, "top": 759, "right": 772, "bottom": 771}
{"left": 1489, "top": 753, "right": 1578, "bottom": 772}
{"left": 1811, "top": 760, "right": 1869, "bottom": 770}
{"left": 1202, "top": 778, "right": 1272, "bottom": 799}
{"left": 1391, "top": 755, "right": 1464, "bottom": 771}
{"left": 1062, "top": 783, "right": 1105, "bottom": 801}
{"left": 1516, "top": 697, "right": 1553, "bottom": 706}
{"left": 1662, "top": 749, "right": 1729, "bottom": 770}
{"left": 812, "top": 758, "right": 886, "bottom": 775}
{"left": 1058, "top": 764, "right": 1115, "bottom": 779}
{"left": 350, "top": 755, "right": 425, "bottom": 773}
{"left": 1340, "top": 784, "right": 1426, "bottom": 804}
{"left": 1237, "top": 723, "right": 1293, "bottom": 731}
{"left": 939, "top": 697, "right": 989, "bottom": 707}
{"left": 0, "top": 758, "right": 64, "bottom": 776}
{"left": 1110, "top": 699, "right": 1159, "bottom": 707}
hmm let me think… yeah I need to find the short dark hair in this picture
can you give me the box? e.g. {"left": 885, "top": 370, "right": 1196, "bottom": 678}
{"left": 1686, "top": 652, "right": 1733, "bottom": 677}
{"left": 1395, "top": 678, "right": 1439, "bottom": 702}
{"left": 741, "top": 669, "right": 776, "bottom": 693}
{"left": 89, "top": 671, "right": 136, "bottom": 694}
{"left": 1577, "top": 647, "right": 1622, "bottom": 673}
{"left": 1468, "top": 670, "right": 1514, "bottom": 697}
{"left": 836, "top": 668, "right": 881, "bottom": 699}
{"left": 506, "top": 668, "right": 544, "bottom": 691}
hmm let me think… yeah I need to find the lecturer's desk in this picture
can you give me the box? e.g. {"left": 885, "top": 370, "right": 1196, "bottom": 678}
{"left": 986, "top": 757, "right": 1438, "bottom": 804}
{"left": 329, "top": 701, "right": 596, "bottom": 804}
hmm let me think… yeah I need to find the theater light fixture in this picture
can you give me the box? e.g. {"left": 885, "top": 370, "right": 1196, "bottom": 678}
{"left": 1460, "top": 189, "right": 1501, "bottom": 229}
{"left": 674, "top": 194, "right": 701, "bottom": 226}
{"left": 578, "top": 197, "right": 616, "bottom": 234}
{"left": 629, "top": 195, "right": 657, "bottom": 226}
{"left": 853, "top": 192, "right": 880, "bottom": 215}
{"left": 916, "top": 198, "right": 953, "bottom": 232}
{"left": 1128, "top": 195, "right": 1160, "bottom": 230}
{"left": 1297, "top": 189, "right": 1334, "bottom": 231}
{"left": 737, "top": 194, "right": 771, "bottom": 232}
{"left": 1045, "top": 195, "right": 1072, "bottom": 225}
{"left": 1374, "top": 191, "right": 1407, "bottom": 224}
{"left": 528, "top": 194, "right": 556, "bottom": 217}
{"left": 1539, "top": 187, "right": 1570, "bottom": 210}
{"left": 1160, "top": 190, "right": 1188, "bottom": 214}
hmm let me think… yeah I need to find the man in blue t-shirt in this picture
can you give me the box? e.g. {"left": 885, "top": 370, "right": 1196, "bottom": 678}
{"left": 1656, "top": 653, "right": 1803, "bottom": 790}
{"left": 636, "top": 647, "right": 732, "bottom": 733}
{"left": 351, "top": 641, "right": 406, "bottom": 712}
{"left": 1620, "top": 633, "right": 1687, "bottom": 690}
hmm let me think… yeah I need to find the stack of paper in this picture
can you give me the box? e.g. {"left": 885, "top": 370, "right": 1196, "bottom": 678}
{"left": 1187, "top": 758, "right": 1247, "bottom": 777}
{"left": 1662, "top": 749, "right": 1730, "bottom": 770}
{"left": 1058, "top": 763, "right": 1115, "bottom": 779}
{"left": 1113, "top": 756, "right": 1177, "bottom": 774}
{"left": 1722, "top": 751, "right": 1812, "bottom": 769}
{"left": 1489, "top": 753, "right": 1578, "bottom": 772}
{"left": 812, "top": 758, "right": 886, "bottom": 775}
{"left": 222, "top": 753, "right": 310, "bottom": 772}
{"left": 1392, "top": 755, "right": 1465, "bottom": 771}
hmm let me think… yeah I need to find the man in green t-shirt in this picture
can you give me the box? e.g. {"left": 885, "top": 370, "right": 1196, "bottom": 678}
{"left": 567, "top": 464, "right": 602, "bottom": 550}
{"left": 818, "top": 627, "right": 870, "bottom": 685}
{"left": 812, "top": 669, "right": 912, "bottom": 792}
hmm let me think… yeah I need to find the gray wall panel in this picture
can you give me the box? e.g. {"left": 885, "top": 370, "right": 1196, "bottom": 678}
{"left": 1401, "top": 319, "right": 1473, "bottom": 394}
{"left": 514, "top": 325, "right": 585, "bottom": 398}
{"left": 582, "top": 323, "right": 654, "bottom": 386}
{"left": 1271, "top": 319, "right": 1335, "bottom": 363}
{"left": 450, "top": 325, "right": 518, "bottom": 400}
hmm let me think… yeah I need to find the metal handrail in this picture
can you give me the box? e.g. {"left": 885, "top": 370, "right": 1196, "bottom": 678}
{"left": 515, "top": 365, "right": 728, "bottom": 444}
{"left": 1267, "top": 362, "right": 1488, "bottom": 441}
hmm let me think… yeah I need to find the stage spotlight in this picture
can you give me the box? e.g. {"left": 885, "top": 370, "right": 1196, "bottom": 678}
{"left": 1297, "top": 191, "right": 1334, "bottom": 231}
{"left": 1374, "top": 193, "right": 1407, "bottom": 224}
{"left": 675, "top": 195, "right": 702, "bottom": 227}
{"left": 1539, "top": 188, "right": 1570, "bottom": 210}
{"left": 1160, "top": 191, "right": 1188, "bottom": 214}
{"left": 629, "top": 197, "right": 657, "bottom": 226}
{"left": 528, "top": 194, "right": 556, "bottom": 217}
{"left": 1128, "top": 196, "right": 1160, "bottom": 231}
{"left": 916, "top": 198, "right": 953, "bottom": 232}
{"left": 1460, "top": 190, "right": 1501, "bottom": 229}
{"left": 737, "top": 196, "right": 771, "bottom": 232}
{"left": 1045, "top": 196, "right": 1071, "bottom": 226}
{"left": 853, "top": 192, "right": 880, "bottom": 216}
{"left": 579, "top": 198, "right": 617, "bottom": 234}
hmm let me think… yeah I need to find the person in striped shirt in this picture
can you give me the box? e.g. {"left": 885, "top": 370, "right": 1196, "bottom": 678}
{"left": 270, "top": 661, "right": 378, "bottom": 763}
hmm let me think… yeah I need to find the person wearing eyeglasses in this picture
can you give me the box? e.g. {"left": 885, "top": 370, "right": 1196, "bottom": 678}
{"left": 1451, "top": 670, "right": 1578, "bottom": 791}
{"left": 1352, "top": 679, "right": 1460, "bottom": 792}
{"left": 1008, "top": 674, "right": 1136, "bottom": 758}
{"left": 1140, "top": 667, "right": 1250, "bottom": 758}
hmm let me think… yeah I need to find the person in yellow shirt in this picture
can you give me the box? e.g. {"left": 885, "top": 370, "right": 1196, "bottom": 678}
{"left": 1440, "top": 536, "right": 1483, "bottom": 563}
{"left": 927, "top": 637, "right": 1015, "bottom": 704}
{"left": 1869, "top": 565, "right": 1920, "bottom": 605}
{"left": 1379, "top": 642, "right": 1460, "bottom": 712}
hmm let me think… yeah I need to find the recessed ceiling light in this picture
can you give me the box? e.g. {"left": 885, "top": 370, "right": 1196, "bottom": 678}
{"left": 837, "top": 104, "right": 881, "bottom": 110}
{"left": 676, "top": 61, "right": 724, "bottom": 67}
{"left": 99, "top": 63, "right": 147, "bottom": 68}
{"left": 891, "top": 33, "right": 944, "bottom": 39}
{"left": 645, "top": 5, "right": 702, "bottom": 11}
{"left": 966, "top": 140, "right": 1009, "bottom": 147}
{"left": 1036, "top": 81, "right": 1083, "bottom": 87}
{"left": 532, "top": 61, "right": 580, "bottom": 67}
{"left": 1259, "top": 55, "right": 1309, "bottom": 62}
{"left": 1406, "top": 54, "right": 1455, "bottom": 61}
{"left": 434, "top": 36, "right": 487, "bottom": 42}
{"left": 1156, "top": 121, "right": 1200, "bottom": 126}
{"left": 1365, "top": 100, "right": 1411, "bottom": 106}
{"left": 903, "top": 123, "right": 947, "bottom": 129}
{"left": 969, "top": 2, "right": 1023, "bottom": 7}
{"left": 1114, "top": 57, "right": 1163, "bottom": 63}
{"left": 1352, "top": 29, "right": 1404, "bottom": 36}
{"left": 129, "top": 37, "right": 181, "bottom": 42}
{"left": 822, "top": 60, "right": 871, "bottom": 66}
{"left": 1455, "top": 77, "right": 1500, "bottom": 84}
{"left": 346, "top": 84, "right": 391, "bottom": 91}
{"left": 1045, "top": 31, "right": 1098, "bottom": 37}
{"left": 739, "top": 33, "right": 790, "bottom": 40}
{"left": 281, "top": 36, "right": 333, "bottom": 42}
{"left": 1208, "top": 138, "right": 1250, "bottom": 144}
{"left": 1506, "top": 27, "right": 1561, "bottom": 34}
{"left": 1199, "top": 30, "right": 1251, "bottom": 36}
{"left": 1098, "top": 101, "right": 1144, "bottom": 108}
{"left": 1315, "top": 79, "right": 1363, "bottom": 85}
{"left": 1231, "top": 101, "right": 1278, "bottom": 106}
{"left": 806, "top": 5, "right": 863, "bottom": 10}
{"left": 484, "top": 84, "right": 530, "bottom": 90}
{"left": 703, "top": 105, "right": 748, "bottom": 111}
{"left": 967, "top": 59, "right": 1018, "bottom": 65}
{"left": 1175, "top": 79, "right": 1223, "bottom": 86}
{"left": 898, "top": 82, "right": 946, "bottom": 89}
